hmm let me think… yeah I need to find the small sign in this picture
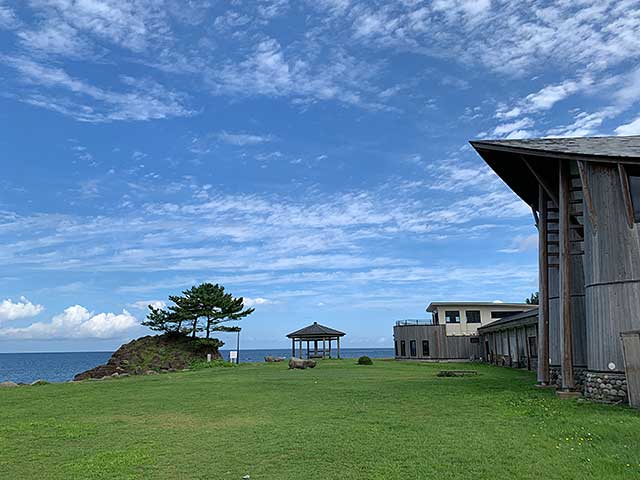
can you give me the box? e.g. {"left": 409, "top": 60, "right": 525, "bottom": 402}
{"left": 229, "top": 351, "right": 238, "bottom": 362}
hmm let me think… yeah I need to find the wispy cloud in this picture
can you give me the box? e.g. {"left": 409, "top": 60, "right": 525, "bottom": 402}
{"left": 217, "top": 131, "right": 274, "bottom": 146}
{"left": 3, "top": 56, "right": 194, "bottom": 122}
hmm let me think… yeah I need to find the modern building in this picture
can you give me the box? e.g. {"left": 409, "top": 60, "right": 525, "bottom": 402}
{"left": 393, "top": 302, "right": 534, "bottom": 361}
{"left": 471, "top": 135, "right": 640, "bottom": 403}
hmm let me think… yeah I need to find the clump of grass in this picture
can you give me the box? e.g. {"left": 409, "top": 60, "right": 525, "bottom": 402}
{"left": 190, "top": 359, "right": 236, "bottom": 370}
{"left": 357, "top": 356, "right": 373, "bottom": 365}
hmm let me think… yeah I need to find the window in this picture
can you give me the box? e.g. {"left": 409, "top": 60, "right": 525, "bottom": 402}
{"left": 466, "top": 310, "right": 481, "bottom": 323}
{"left": 422, "top": 340, "right": 430, "bottom": 357}
{"left": 394, "top": 341, "right": 398, "bottom": 357}
{"left": 490, "top": 310, "right": 523, "bottom": 319}
{"left": 528, "top": 336, "right": 538, "bottom": 358}
{"left": 470, "top": 337, "right": 480, "bottom": 344}
{"left": 432, "top": 312, "right": 439, "bottom": 325}
{"left": 400, "top": 340, "right": 406, "bottom": 357}
{"left": 410, "top": 340, "right": 417, "bottom": 357}
{"left": 629, "top": 174, "right": 640, "bottom": 222}
{"left": 445, "top": 310, "right": 460, "bottom": 323}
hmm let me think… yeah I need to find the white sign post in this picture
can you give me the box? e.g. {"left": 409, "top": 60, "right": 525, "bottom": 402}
{"left": 206, "top": 353, "right": 212, "bottom": 363}
{"left": 229, "top": 350, "right": 238, "bottom": 363}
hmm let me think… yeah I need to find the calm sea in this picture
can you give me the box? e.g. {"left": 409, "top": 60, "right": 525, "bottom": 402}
{"left": 0, "top": 348, "right": 394, "bottom": 384}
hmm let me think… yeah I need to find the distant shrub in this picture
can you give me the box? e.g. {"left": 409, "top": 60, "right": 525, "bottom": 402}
{"left": 190, "top": 359, "right": 236, "bottom": 370}
{"left": 357, "top": 356, "right": 373, "bottom": 365}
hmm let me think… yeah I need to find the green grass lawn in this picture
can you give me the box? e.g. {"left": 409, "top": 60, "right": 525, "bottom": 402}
{"left": 1, "top": 360, "right": 639, "bottom": 479}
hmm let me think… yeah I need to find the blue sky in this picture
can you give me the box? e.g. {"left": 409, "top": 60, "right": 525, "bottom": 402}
{"left": 1, "top": 0, "right": 639, "bottom": 352}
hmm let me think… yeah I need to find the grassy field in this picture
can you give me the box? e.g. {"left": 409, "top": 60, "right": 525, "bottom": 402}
{"left": 1, "top": 360, "right": 639, "bottom": 479}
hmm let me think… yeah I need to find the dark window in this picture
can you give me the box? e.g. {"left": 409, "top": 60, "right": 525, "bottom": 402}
{"left": 528, "top": 336, "right": 538, "bottom": 358}
{"left": 433, "top": 312, "right": 439, "bottom": 325}
{"left": 466, "top": 310, "right": 481, "bottom": 323}
{"left": 490, "top": 310, "right": 523, "bottom": 319}
{"left": 394, "top": 341, "right": 398, "bottom": 356}
{"left": 445, "top": 310, "right": 460, "bottom": 323}
{"left": 470, "top": 337, "right": 480, "bottom": 344}
{"left": 400, "top": 340, "right": 406, "bottom": 357}
{"left": 410, "top": 340, "right": 417, "bottom": 357}
{"left": 422, "top": 340, "right": 430, "bottom": 357}
{"left": 629, "top": 174, "right": 640, "bottom": 222}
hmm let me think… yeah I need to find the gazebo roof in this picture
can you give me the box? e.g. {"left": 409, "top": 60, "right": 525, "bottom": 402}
{"left": 286, "top": 322, "right": 346, "bottom": 339}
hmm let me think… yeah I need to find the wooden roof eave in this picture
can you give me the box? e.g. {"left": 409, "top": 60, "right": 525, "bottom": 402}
{"left": 470, "top": 140, "right": 640, "bottom": 165}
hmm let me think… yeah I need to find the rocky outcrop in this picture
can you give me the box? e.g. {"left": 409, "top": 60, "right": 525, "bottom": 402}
{"left": 74, "top": 333, "right": 223, "bottom": 381}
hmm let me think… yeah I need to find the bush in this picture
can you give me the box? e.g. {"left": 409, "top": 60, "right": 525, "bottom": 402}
{"left": 190, "top": 359, "right": 236, "bottom": 370}
{"left": 357, "top": 356, "right": 373, "bottom": 365}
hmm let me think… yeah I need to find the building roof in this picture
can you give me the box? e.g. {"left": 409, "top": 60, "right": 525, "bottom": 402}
{"left": 426, "top": 301, "right": 534, "bottom": 313}
{"left": 471, "top": 136, "right": 640, "bottom": 161}
{"left": 477, "top": 309, "right": 538, "bottom": 333}
{"left": 286, "top": 322, "right": 346, "bottom": 338}
{"left": 470, "top": 135, "right": 640, "bottom": 207}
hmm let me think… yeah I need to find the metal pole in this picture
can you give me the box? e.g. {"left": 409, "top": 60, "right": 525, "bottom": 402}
{"left": 236, "top": 329, "right": 240, "bottom": 364}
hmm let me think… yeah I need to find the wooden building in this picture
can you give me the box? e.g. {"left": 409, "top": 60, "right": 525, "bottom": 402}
{"left": 477, "top": 310, "right": 539, "bottom": 372}
{"left": 471, "top": 136, "right": 640, "bottom": 402}
{"left": 394, "top": 302, "right": 531, "bottom": 361}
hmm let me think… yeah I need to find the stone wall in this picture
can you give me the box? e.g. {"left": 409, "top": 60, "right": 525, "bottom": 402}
{"left": 584, "top": 372, "right": 628, "bottom": 404}
{"left": 549, "top": 366, "right": 587, "bottom": 391}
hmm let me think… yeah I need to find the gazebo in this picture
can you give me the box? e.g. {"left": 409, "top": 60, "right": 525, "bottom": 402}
{"left": 286, "top": 322, "right": 346, "bottom": 359}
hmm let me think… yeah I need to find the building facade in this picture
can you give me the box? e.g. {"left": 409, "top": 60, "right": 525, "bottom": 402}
{"left": 394, "top": 302, "right": 534, "bottom": 361}
{"left": 472, "top": 136, "right": 640, "bottom": 403}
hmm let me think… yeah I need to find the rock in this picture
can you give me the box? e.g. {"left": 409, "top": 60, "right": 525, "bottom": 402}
{"left": 118, "top": 373, "right": 130, "bottom": 378}
{"left": 111, "top": 373, "right": 120, "bottom": 377}
{"left": 145, "top": 370, "right": 158, "bottom": 375}
{"left": 30, "top": 379, "right": 49, "bottom": 386}
{"left": 0, "top": 381, "right": 19, "bottom": 387}
{"left": 288, "top": 358, "right": 317, "bottom": 370}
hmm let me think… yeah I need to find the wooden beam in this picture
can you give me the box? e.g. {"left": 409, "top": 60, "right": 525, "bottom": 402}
{"left": 559, "top": 160, "right": 575, "bottom": 391}
{"left": 577, "top": 160, "right": 597, "bottom": 232}
{"left": 537, "top": 186, "right": 550, "bottom": 385}
{"left": 618, "top": 163, "right": 635, "bottom": 228}
{"left": 521, "top": 155, "right": 559, "bottom": 206}
{"left": 531, "top": 204, "right": 539, "bottom": 228}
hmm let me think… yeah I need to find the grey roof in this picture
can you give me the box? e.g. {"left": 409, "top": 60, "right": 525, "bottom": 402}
{"left": 471, "top": 135, "right": 640, "bottom": 161}
{"left": 286, "top": 322, "right": 346, "bottom": 338}
{"left": 477, "top": 309, "right": 538, "bottom": 333}
{"left": 426, "top": 301, "right": 534, "bottom": 312}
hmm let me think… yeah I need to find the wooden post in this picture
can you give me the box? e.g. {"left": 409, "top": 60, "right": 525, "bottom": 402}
{"left": 515, "top": 327, "right": 520, "bottom": 369}
{"left": 292, "top": 338, "right": 295, "bottom": 358}
{"left": 299, "top": 339, "right": 303, "bottom": 358}
{"left": 314, "top": 340, "right": 318, "bottom": 356}
{"left": 322, "top": 337, "right": 326, "bottom": 358}
{"left": 306, "top": 340, "right": 310, "bottom": 359}
{"left": 507, "top": 330, "right": 512, "bottom": 366}
{"left": 538, "top": 186, "right": 550, "bottom": 385}
{"left": 328, "top": 338, "right": 332, "bottom": 358}
{"left": 559, "top": 160, "right": 575, "bottom": 391}
{"left": 337, "top": 336, "right": 341, "bottom": 359}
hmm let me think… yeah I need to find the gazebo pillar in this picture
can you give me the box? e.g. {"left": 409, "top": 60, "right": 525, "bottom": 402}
{"left": 299, "top": 339, "right": 303, "bottom": 358}
{"left": 292, "top": 338, "right": 295, "bottom": 357}
{"left": 322, "top": 337, "right": 326, "bottom": 358}
{"left": 337, "top": 336, "right": 341, "bottom": 359}
{"left": 328, "top": 338, "right": 332, "bottom": 358}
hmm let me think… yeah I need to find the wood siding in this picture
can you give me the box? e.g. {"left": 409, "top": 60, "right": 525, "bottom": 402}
{"left": 583, "top": 162, "right": 640, "bottom": 372}
{"left": 393, "top": 325, "right": 482, "bottom": 360}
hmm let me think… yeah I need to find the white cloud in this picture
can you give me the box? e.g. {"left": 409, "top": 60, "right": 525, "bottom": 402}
{"left": 0, "top": 305, "right": 138, "bottom": 339}
{"left": 217, "top": 131, "right": 274, "bottom": 146}
{"left": 615, "top": 117, "right": 640, "bottom": 136}
{"left": 242, "top": 297, "right": 273, "bottom": 308}
{"left": 491, "top": 117, "right": 534, "bottom": 137}
{"left": 0, "top": 1, "right": 18, "bottom": 29}
{"left": 0, "top": 297, "right": 44, "bottom": 322}
{"left": 4, "top": 56, "right": 193, "bottom": 122}
{"left": 498, "top": 234, "right": 538, "bottom": 253}
{"left": 129, "top": 300, "right": 166, "bottom": 311}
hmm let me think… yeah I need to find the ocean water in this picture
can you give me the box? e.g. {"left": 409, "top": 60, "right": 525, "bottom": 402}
{"left": 0, "top": 348, "right": 394, "bottom": 384}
